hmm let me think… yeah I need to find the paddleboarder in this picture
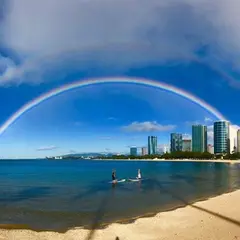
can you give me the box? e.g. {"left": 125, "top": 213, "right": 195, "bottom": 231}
{"left": 112, "top": 169, "right": 116, "bottom": 181}
{"left": 137, "top": 169, "right": 141, "bottom": 179}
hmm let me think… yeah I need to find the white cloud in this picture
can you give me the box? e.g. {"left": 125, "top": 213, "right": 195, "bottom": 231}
{"left": 204, "top": 117, "right": 213, "bottom": 123}
{"left": 36, "top": 145, "right": 57, "bottom": 151}
{"left": 186, "top": 117, "right": 214, "bottom": 126}
{"left": 122, "top": 121, "right": 176, "bottom": 132}
{"left": 1, "top": 0, "right": 240, "bottom": 85}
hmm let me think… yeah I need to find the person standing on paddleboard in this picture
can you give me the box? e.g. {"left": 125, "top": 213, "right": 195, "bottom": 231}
{"left": 137, "top": 169, "right": 141, "bottom": 179}
{"left": 112, "top": 170, "right": 116, "bottom": 181}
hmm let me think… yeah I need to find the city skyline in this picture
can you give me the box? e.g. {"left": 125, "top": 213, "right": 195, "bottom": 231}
{"left": 47, "top": 121, "right": 240, "bottom": 157}
{"left": 128, "top": 120, "right": 239, "bottom": 156}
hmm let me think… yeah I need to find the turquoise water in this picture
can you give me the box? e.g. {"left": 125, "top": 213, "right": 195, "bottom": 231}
{"left": 0, "top": 160, "right": 239, "bottom": 231}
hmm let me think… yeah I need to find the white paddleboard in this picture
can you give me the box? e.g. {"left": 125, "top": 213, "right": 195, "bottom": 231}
{"left": 129, "top": 178, "right": 141, "bottom": 182}
{"left": 118, "top": 179, "right": 126, "bottom": 183}
{"left": 109, "top": 179, "right": 126, "bottom": 184}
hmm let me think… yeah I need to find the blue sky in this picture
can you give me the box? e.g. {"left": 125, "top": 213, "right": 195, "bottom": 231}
{"left": 0, "top": 0, "right": 240, "bottom": 158}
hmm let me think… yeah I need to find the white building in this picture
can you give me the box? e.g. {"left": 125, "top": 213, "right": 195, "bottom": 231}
{"left": 158, "top": 144, "right": 170, "bottom": 154}
{"left": 230, "top": 125, "right": 238, "bottom": 153}
{"left": 141, "top": 147, "right": 147, "bottom": 156}
{"left": 207, "top": 144, "right": 214, "bottom": 154}
{"left": 237, "top": 130, "right": 240, "bottom": 153}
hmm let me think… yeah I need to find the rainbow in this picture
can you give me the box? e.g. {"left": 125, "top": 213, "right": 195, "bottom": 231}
{"left": 0, "top": 77, "right": 226, "bottom": 135}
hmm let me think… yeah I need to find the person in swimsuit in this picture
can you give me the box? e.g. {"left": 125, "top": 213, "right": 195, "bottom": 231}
{"left": 137, "top": 169, "right": 141, "bottom": 179}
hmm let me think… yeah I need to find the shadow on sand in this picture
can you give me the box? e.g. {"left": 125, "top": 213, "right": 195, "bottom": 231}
{"left": 84, "top": 184, "right": 117, "bottom": 240}
{"left": 152, "top": 179, "right": 240, "bottom": 228}
{"left": 84, "top": 179, "right": 240, "bottom": 240}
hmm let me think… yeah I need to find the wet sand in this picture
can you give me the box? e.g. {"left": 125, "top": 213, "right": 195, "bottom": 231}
{"left": 0, "top": 190, "right": 239, "bottom": 240}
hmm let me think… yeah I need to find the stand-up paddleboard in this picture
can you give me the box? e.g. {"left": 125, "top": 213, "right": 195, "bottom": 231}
{"left": 109, "top": 179, "right": 126, "bottom": 184}
{"left": 117, "top": 179, "right": 126, "bottom": 183}
{"left": 128, "top": 178, "right": 141, "bottom": 182}
{"left": 128, "top": 178, "right": 147, "bottom": 182}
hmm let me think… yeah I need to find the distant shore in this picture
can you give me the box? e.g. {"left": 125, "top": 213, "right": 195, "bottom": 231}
{"left": 0, "top": 189, "right": 239, "bottom": 240}
{"left": 93, "top": 158, "right": 240, "bottom": 164}
{"left": 2, "top": 158, "right": 239, "bottom": 163}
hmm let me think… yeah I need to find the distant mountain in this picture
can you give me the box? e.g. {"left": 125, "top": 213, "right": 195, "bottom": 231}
{"left": 46, "top": 152, "right": 128, "bottom": 159}
{"left": 62, "top": 152, "right": 119, "bottom": 158}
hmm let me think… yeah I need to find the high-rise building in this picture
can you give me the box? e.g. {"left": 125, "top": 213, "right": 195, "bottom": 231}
{"left": 170, "top": 133, "right": 183, "bottom": 152}
{"left": 182, "top": 139, "right": 192, "bottom": 152}
{"left": 207, "top": 144, "right": 214, "bottom": 154}
{"left": 214, "top": 121, "right": 230, "bottom": 155}
{"left": 237, "top": 130, "right": 240, "bottom": 153}
{"left": 192, "top": 125, "right": 207, "bottom": 152}
{"left": 148, "top": 136, "right": 157, "bottom": 155}
{"left": 130, "top": 147, "right": 138, "bottom": 156}
{"left": 141, "top": 147, "right": 147, "bottom": 156}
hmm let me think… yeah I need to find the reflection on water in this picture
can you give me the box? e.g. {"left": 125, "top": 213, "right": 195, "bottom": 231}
{"left": 0, "top": 160, "right": 239, "bottom": 231}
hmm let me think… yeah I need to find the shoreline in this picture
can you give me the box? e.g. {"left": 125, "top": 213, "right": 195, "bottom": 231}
{"left": 93, "top": 158, "right": 240, "bottom": 164}
{"left": 1, "top": 159, "right": 240, "bottom": 164}
{"left": 0, "top": 190, "right": 240, "bottom": 239}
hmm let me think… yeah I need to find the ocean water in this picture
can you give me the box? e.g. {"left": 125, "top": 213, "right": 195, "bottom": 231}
{"left": 0, "top": 160, "right": 239, "bottom": 231}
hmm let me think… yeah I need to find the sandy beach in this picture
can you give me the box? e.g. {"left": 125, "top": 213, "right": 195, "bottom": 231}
{"left": 94, "top": 159, "right": 240, "bottom": 164}
{"left": 151, "top": 159, "right": 240, "bottom": 163}
{"left": 0, "top": 190, "right": 239, "bottom": 240}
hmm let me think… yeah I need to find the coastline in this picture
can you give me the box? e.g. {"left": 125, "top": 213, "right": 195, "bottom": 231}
{"left": 93, "top": 158, "right": 240, "bottom": 164}
{"left": 0, "top": 190, "right": 240, "bottom": 239}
